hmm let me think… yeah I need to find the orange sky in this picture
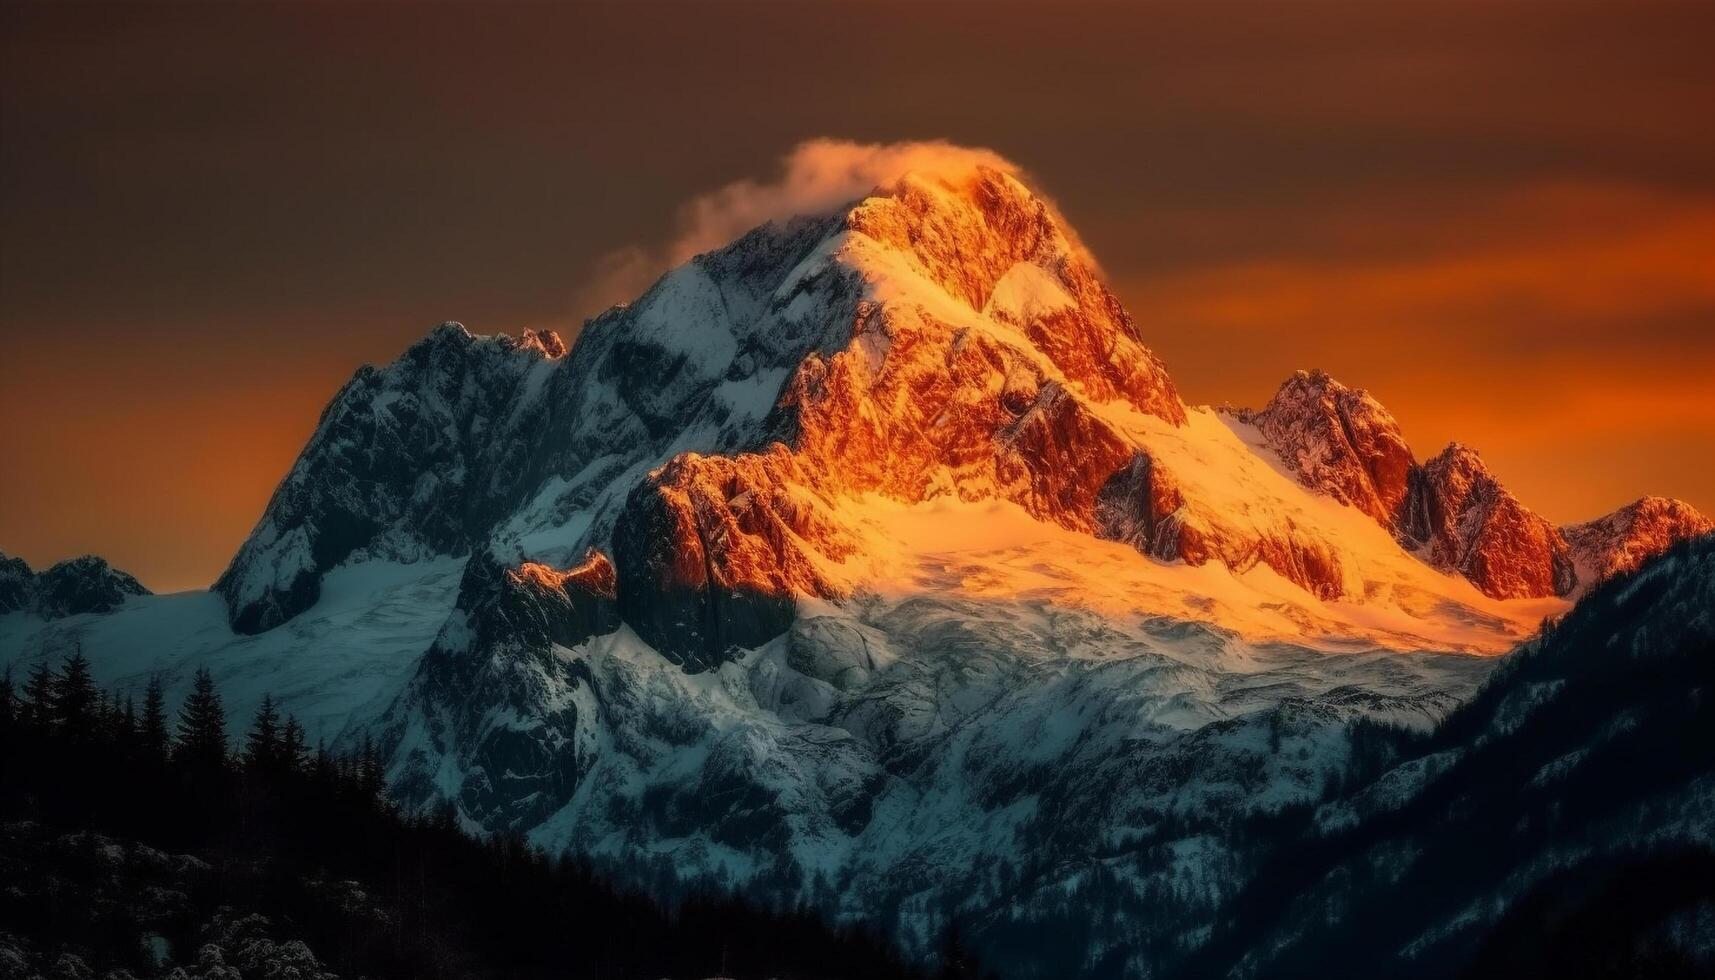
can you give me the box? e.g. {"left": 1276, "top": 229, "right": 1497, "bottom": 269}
{"left": 3, "top": 1, "right": 1713, "bottom": 593}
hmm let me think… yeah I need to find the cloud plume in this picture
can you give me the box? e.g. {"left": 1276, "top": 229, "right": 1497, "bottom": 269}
{"left": 573, "top": 139, "right": 1022, "bottom": 318}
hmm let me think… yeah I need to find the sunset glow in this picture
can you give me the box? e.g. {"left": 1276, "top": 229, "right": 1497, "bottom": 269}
{"left": 3, "top": 1, "right": 1712, "bottom": 593}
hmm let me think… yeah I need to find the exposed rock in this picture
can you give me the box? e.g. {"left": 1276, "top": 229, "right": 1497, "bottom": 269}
{"left": 1402, "top": 444, "right": 1573, "bottom": 599}
{"left": 1563, "top": 495, "right": 1714, "bottom": 587}
{"left": 382, "top": 550, "right": 616, "bottom": 829}
{"left": 1241, "top": 373, "right": 1708, "bottom": 601}
{"left": 1240, "top": 369, "right": 1415, "bottom": 528}
{"left": 0, "top": 552, "right": 33, "bottom": 614}
{"left": 612, "top": 448, "right": 850, "bottom": 672}
{"left": 213, "top": 322, "right": 562, "bottom": 633}
{"left": 0, "top": 551, "right": 150, "bottom": 619}
{"left": 517, "top": 327, "right": 567, "bottom": 359}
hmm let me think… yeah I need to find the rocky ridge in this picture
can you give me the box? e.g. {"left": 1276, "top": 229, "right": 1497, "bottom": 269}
{"left": 0, "top": 551, "right": 149, "bottom": 619}
{"left": 211, "top": 165, "right": 1710, "bottom": 668}
{"left": 1238, "top": 369, "right": 1706, "bottom": 599}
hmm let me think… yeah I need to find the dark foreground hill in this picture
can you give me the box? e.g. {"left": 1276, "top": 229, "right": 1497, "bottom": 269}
{"left": 0, "top": 672, "right": 945, "bottom": 980}
{"left": 1177, "top": 533, "right": 1715, "bottom": 979}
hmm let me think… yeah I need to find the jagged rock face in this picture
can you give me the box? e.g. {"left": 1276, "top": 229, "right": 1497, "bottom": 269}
{"left": 1242, "top": 370, "right": 1415, "bottom": 528}
{"left": 1096, "top": 452, "right": 1186, "bottom": 556}
{"left": 383, "top": 550, "right": 615, "bottom": 829}
{"left": 612, "top": 448, "right": 852, "bottom": 670}
{"left": 1242, "top": 373, "right": 1709, "bottom": 601}
{"left": 1403, "top": 444, "right": 1574, "bottom": 599}
{"left": 0, "top": 552, "right": 32, "bottom": 614}
{"left": 1563, "top": 495, "right": 1714, "bottom": 585}
{"left": 222, "top": 166, "right": 1213, "bottom": 644}
{"left": 34, "top": 556, "right": 150, "bottom": 617}
{"left": 841, "top": 170, "right": 1184, "bottom": 424}
{"left": 214, "top": 323, "right": 565, "bottom": 633}
{"left": 0, "top": 551, "right": 150, "bottom": 618}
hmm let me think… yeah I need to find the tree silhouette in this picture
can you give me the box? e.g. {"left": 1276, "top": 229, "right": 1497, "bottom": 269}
{"left": 0, "top": 654, "right": 935, "bottom": 980}
{"left": 281, "top": 714, "right": 308, "bottom": 771}
{"left": 20, "top": 660, "right": 54, "bottom": 730}
{"left": 246, "top": 693, "right": 282, "bottom": 770}
{"left": 139, "top": 674, "right": 170, "bottom": 760}
{"left": 175, "top": 666, "right": 228, "bottom": 769}
{"left": 52, "top": 652, "right": 98, "bottom": 734}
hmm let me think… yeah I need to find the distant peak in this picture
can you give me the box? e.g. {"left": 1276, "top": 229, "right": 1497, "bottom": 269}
{"left": 518, "top": 328, "right": 567, "bottom": 359}
{"left": 1241, "top": 368, "right": 1414, "bottom": 527}
{"left": 1427, "top": 441, "right": 1486, "bottom": 472}
{"left": 1564, "top": 495, "right": 1714, "bottom": 586}
{"left": 3, "top": 551, "right": 149, "bottom": 618}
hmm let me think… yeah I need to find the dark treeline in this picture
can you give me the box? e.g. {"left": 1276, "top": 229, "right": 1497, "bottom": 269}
{"left": 0, "top": 654, "right": 966, "bottom": 980}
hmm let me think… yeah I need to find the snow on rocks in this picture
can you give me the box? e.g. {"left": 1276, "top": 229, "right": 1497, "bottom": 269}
{"left": 1239, "top": 372, "right": 1709, "bottom": 601}
{"left": 1562, "top": 495, "right": 1714, "bottom": 587}
{"left": 0, "top": 550, "right": 149, "bottom": 618}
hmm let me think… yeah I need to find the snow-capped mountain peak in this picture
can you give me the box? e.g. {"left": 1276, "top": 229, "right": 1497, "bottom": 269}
{"left": 7, "top": 154, "right": 1712, "bottom": 979}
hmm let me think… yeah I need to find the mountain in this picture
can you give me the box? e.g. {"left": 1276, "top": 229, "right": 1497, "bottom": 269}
{"left": 3, "top": 159, "right": 1709, "bottom": 977}
{"left": 0, "top": 551, "right": 149, "bottom": 619}
{"left": 1238, "top": 369, "right": 1702, "bottom": 601}
{"left": 212, "top": 325, "right": 569, "bottom": 633}
{"left": 1564, "top": 495, "right": 1714, "bottom": 585}
{"left": 1181, "top": 533, "right": 1715, "bottom": 979}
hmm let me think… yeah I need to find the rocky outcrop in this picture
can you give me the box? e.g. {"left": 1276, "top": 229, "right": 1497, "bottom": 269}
{"left": 0, "top": 552, "right": 32, "bottom": 614}
{"left": 214, "top": 323, "right": 565, "bottom": 633}
{"left": 1095, "top": 452, "right": 1186, "bottom": 557}
{"left": 0, "top": 551, "right": 150, "bottom": 618}
{"left": 382, "top": 549, "right": 617, "bottom": 830}
{"left": 1243, "top": 372, "right": 1708, "bottom": 600}
{"left": 1241, "top": 370, "right": 1415, "bottom": 528}
{"left": 612, "top": 448, "right": 852, "bottom": 671}
{"left": 843, "top": 169, "right": 1185, "bottom": 424}
{"left": 1563, "top": 495, "right": 1713, "bottom": 586}
{"left": 1401, "top": 444, "right": 1574, "bottom": 599}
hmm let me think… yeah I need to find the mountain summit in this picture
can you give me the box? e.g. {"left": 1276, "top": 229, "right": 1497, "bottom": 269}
{"left": 6, "top": 152, "right": 1710, "bottom": 979}
{"left": 213, "top": 162, "right": 1704, "bottom": 655}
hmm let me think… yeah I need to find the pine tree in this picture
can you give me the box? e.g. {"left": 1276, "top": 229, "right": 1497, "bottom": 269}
{"left": 53, "top": 652, "right": 99, "bottom": 737}
{"left": 20, "top": 660, "right": 56, "bottom": 730}
{"left": 358, "top": 734, "right": 386, "bottom": 803}
{"left": 175, "top": 667, "right": 229, "bottom": 769}
{"left": 281, "top": 715, "right": 308, "bottom": 772}
{"left": 118, "top": 695, "right": 138, "bottom": 742}
{"left": 313, "top": 738, "right": 335, "bottom": 784}
{"left": 246, "top": 693, "right": 282, "bottom": 769}
{"left": 0, "top": 669, "right": 14, "bottom": 732}
{"left": 140, "top": 674, "right": 170, "bottom": 760}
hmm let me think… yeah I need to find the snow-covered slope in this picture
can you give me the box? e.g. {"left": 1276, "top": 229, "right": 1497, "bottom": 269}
{"left": 3, "top": 559, "right": 462, "bottom": 743}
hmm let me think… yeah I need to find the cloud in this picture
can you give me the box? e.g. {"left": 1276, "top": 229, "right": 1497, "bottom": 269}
{"left": 572, "top": 138, "right": 1021, "bottom": 319}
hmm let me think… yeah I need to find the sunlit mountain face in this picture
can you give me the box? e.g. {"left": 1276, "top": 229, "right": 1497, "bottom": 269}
{"left": 4, "top": 142, "right": 1712, "bottom": 977}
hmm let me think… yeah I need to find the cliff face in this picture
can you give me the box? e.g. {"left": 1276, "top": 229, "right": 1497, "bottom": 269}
{"left": 1402, "top": 444, "right": 1576, "bottom": 600}
{"left": 1239, "top": 370, "right": 1415, "bottom": 529}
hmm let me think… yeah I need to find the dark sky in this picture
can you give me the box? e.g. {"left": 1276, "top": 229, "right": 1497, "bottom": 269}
{"left": 3, "top": 1, "right": 1713, "bottom": 592}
